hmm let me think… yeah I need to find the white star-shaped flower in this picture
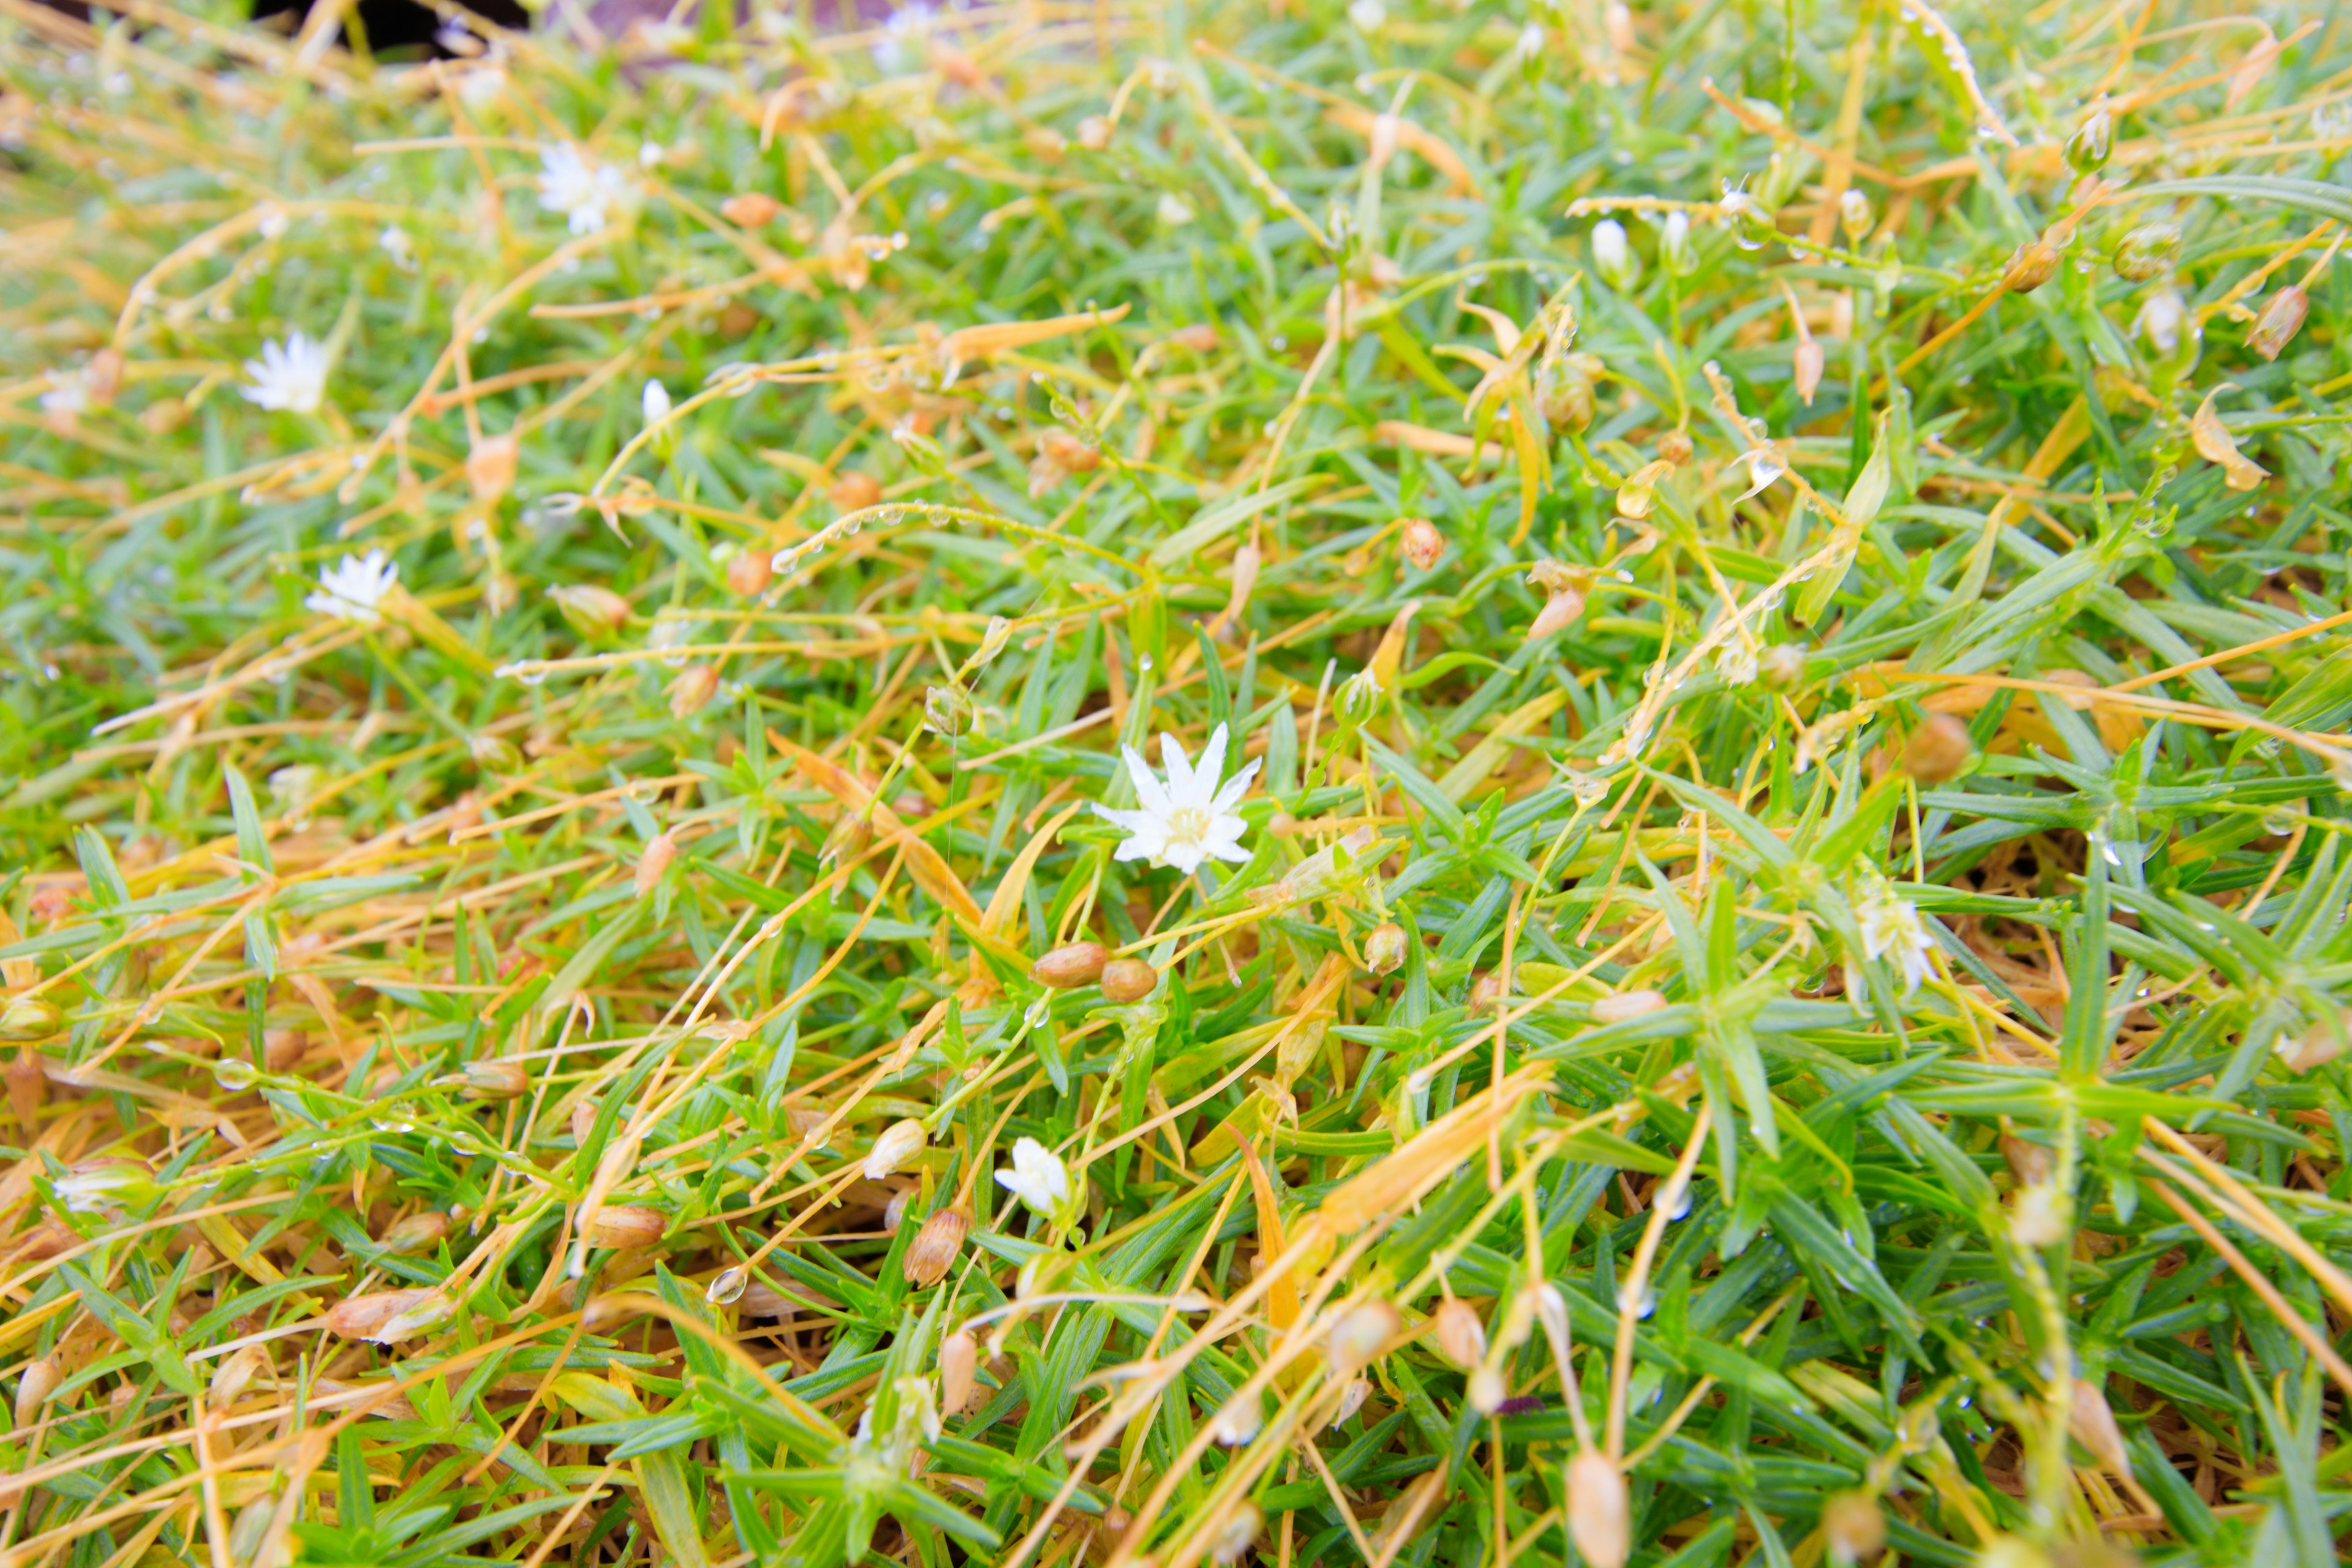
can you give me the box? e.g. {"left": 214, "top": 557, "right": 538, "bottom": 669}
{"left": 1095, "top": 722, "right": 1259, "bottom": 875}
{"left": 994, "top": 1136, "right": 1070, "bottom": 1221}
{"left": 1854, "top": 878, "right": 1937, "bottom": 995}
{"left": 239, "top": 331, "right": 330, "bottom": 415}
{"left": 537, "top": 144, "right": 627, "bottom": 236}
{"left": 306, "top": 549, "right": 399, "bottom": 626}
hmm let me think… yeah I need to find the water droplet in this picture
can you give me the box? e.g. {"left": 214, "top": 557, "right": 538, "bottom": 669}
{"left": 214, "top": 1058, "right": 258, "bottom": 1091}
{"left": 707, "top": 1267, "right": 748, "bottom": 1305}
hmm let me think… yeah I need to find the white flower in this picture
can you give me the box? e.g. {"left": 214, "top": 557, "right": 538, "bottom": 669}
{"left": 1348, "top": 0, "right": 1386, "bottom": 33}
{"left": 638, "top": 140, "right": 665, "bottom": 168}
{"left": 239, "top": 331, "right": 330, "bottom": 415}
{"left": 1853, "top": 878, "right": 1936, "bottom": 994}
{"left": 379, "top": 225, "right": 417, "bottom": 272}
{"left": 39, "top": 368, "right": 89, "bottom": 414}
{"left": 538, "top": 144, "right": 627, "bottom": 236}
{"left": 1094, "top": 722, "right": 1259, "bottom": 875}
{"left": 1157, "top": 192, "right": 1196, "bottom": 227}
{"left": 1714, "top": 640, "right": 1757, "bottom": 687}
{"left": 305, "top": 549, "right": 399, "bottom": 625}
{"left": 642, "top": 378, "right": 671, "bottom": 426}
{"left": 1591, "top": 218, "right": 1634, "bottom": 289}
{"left": 1515, "top": 21, "right": 1545, "bottom": 62}
{"left": 994, "top": 1136, "right": 1071, "bottom": 1221}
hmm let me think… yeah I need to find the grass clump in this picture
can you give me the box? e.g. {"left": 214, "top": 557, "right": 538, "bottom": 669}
{"left": 8, "top": 1, "right": 2352, "bottom": 1565}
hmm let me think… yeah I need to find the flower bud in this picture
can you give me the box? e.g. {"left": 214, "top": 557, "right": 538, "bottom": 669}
{"left": 940, "top": 1327, "right": 979, "bottom": 1412}
{"left": 454, "top": 1059, "right": 525, "bottom": 1099}
{"left": 466, "top": 432, "right": 519, "bottom": 503}
{"left": 1822, "top": 1490, "right": 1885, "bottom": 1566}
{"left": 668, "top": 665, "right": 720, "bottom": 718}
{"left": 1903, "top": 712, "right": 1974, "bottom": 784}
{"left": 2064, "top": 108, "right": 2113, "bottom": 174}
{"left": 2114, "top": 222, "right": 2181, "bottom": 281}
{"left": 1099, "top": 957, "right": 1158, "bottom": 1003}
{"left": 1363, "top": 922, "right": 1408, "bottom": 976}
{"left": 0, "top": 998, "right": 61, "bottom": 1041}
{"left": 1335, "top": 1376, "right": 1371, "bottom": 1423}
{"left": 378, "top": 1210, "right": 449, "bottom": 1254}
{"left": 1536, "top": 353, "right": 1597, "bottom": 430}
{"left": 15, "top": 1356, "right": 59, "bottom": 1427}
{"left": 1527, "top": 559, "right": 1589, "bottom": 641}
{"left": 905, "top": 1206, "right": 968, "bottom": 1286}
{"left": 2249, "top": 285, "right": 2309, "bottom": 361}
{"left": 263, "top": 1028, "right": 309, "bottom": 1071}
{"left": 1434, "top": 1297, "right": 1487, "bottom": 1369}
{"left": 864, "top": 1118, "right": 927, "bottom": 1181}
{"left": 84, "top": 347, "right": 123, "bottom": 407}
{"left": 1023, "top": 126, "right": 1067, "bottom": 160}
{"left": 1759, "top": 644, "right": 1806, "bottom": 689}
{"left": 1396, "top": 516, "right": 1444, "bottom": 573}
{"left": 1659, "top": 211, "right": 1693, "bottom": 276}
{"left": 1030, "top": 941, "right": 1110, "bottom": 989}
{"left": 1838, "top": 189, "right": 1874, "bottom": 244}
{"left": 1172, "top": 322, "right": 1219, "bottom": 354}
{"left": 1591, "top": 219, "right": 1637, "bottom": 290}
{"left": 586, "top": 1204, "right": 667, "bottom": 1251}
{"left": 1467, "top": 1365, "right": 1507, "bottom": 1414}
{"left": 551, "top": 584, "right": 633, "bottom": 638}
{"left": 1591, "top": 989, "right": 1667, "bottom": 1023}
{"left": 1208, "top": 1397, "right": 1262, "bottom": 1446}
{"left": 633, "top": 831, "right": 677, "bottom": 899}
{"left": 924, "top": 684, "right": 974, "bottom": 737}
{"left": 721, "top": 191, "right": 782, "bottom": 227}
{"left": 1614, "top": 459, "right": 1671, "bottom": 520}
{"left": 829, "top": 470, "right": 883, "bottom": 511}
{"left": 1039, "top": 428, "right": 1102, "bottom": 474}
{"left": 1567, "top": 1450, "right": 1630, "bottom": 1568}
{"left": 2002, "top": 239, "right": 2059, "bottom": 294}
{"left": 727, "top": 546, "right": 775, "bottom": 596}
{"left": 326, "top": 1288, "right": 434, "bottom": 1343}
{"left": 1326, "top": 1300, "right": 1400, "bottom": 1371}
{"left": 1076, "top": 115, "right": 1113, "bottom": 151}
{"left": 1208, "top": 1501, "right": 1261, "bottom": 1566}
{"left": 1793, "top": 337, "right": 1823, "bottom": 405}
{"left": 2068, "top": 1378, "right": 2132, "bottom": 1476}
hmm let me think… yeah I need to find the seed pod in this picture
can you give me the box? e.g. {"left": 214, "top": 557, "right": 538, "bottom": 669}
{"left": 668, "top": 665, "right": 720, "bottom": 718}
{"left": 1326, "top": 1300, "right": 1400, "bottom": 1371}
{"left": 1793, "top": 336, "right": 1824, "bottom": 404}
{"left": 1903, "top": 713, "right": 1975, "bottom": 785}
{"left": 904, "top": 1206, "right": 968, "bottom": 1287}
{"left": 263, "top": 1028, "right": 309, "bottom": 1071}
{"left": 1434, "top": 1298, "right": 1487, "bottom": 1369}
{"left": 326, "top": 1288, "right": 432, "bottom": 1343}
{"left": 726, "top": 546, "right": 775, "bottom": 597}
{"left": 739, "top": 1281, "right": 794, "bottom": 1318}
{"left": 586, "top": 1204, "right": 667, "bottom": 1250}
{"left": 1567, "top": 1450, "right": 1630, "bottom": 1568}
{"left": 2068, "top": 1378, "right": 2133, "bottom": 1477}
{"left": 1208, "top": 1501, "right": 1261, "bottom": 1566}
{"left": 1838, "top": 189, "right": 1874, "bottom": 244}
{"left": 940, "top": 1327, "right": 979, "bottom": 1412}
{"left": 379, "top": 1210, "right": 449, "bottom": 1254}
{"left": 864, "top": 1118, "right": 928, "bottom": 1181}
{"left": 459, "top": 1060, "right": 528, "bottom": 1100}
{"left": 1172, "top": 323, "right": 1220, "bottom": 354}
{"left": 1398, "top": 517, "right": 1444, "bottom": 572}
{"left": 15, "top": 1356, "right": 59, "bottom": 1427}
{"left": 1099, "top": 957, "right": 1158, "bottom": 1003}
{"left": 0, "top": 998, "right": 61, "bottom": 1042}
{"left": 1821, "top": 1490, "right": 1885, "bottom": 1566}
{"left": 1467, "top": 1365, "right": 1506, "bottom": 1414}
{"left": 634, "top": 831, "right": 677, "bottom": 899}
{"left": 824, "top": 470, "right": 883, "bottom": 516}
{"left": 1362, "top": 922, "right": 1408, "bottom": 976}
{"left": 2002, "top": 239, "right": 2059, "bottom": 293}
{"left": 1030, "top": 941, "right": 1110, "bottom": 990}
{"left": 2065, "top": 107, "right": 2113, "bottom": 173}
{"left": 721, "top": 192, "right": 782, "bottom": 227}
{"left": 1591, "top": 989, "right": 1667, "bottom": 1024}
{"left": 550, "top": 584, "right": 633, "bottom": 638}
{"left": 2114, "top": 222, "right": 2181, "bottom": 281}
{"left": 2249, "top": 285, "right": 2309, "bottom": 361}
{"left": 1536, "top": 353, "right": 1596, "bottom": 429}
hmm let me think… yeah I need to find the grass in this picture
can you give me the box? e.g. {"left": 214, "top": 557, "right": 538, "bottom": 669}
{"left": 6, "top": 0, "right": 2352, "bottom": 1564}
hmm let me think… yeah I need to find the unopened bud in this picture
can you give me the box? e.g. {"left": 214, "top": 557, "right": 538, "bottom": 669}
{"left": 668, "top": 665, "right": 720, "bottom": 717}
{"left": 924, "top": 684, "right": 973, "bottom": 737}
{"left": 1039, "top": 428, "right": 1102, "bottom": 473}
{"left": 209, "top": 1344, "right": 268, "bottom": 1408}
{"left": 1838, "top": 189, "right": 1873, "bottom": 245}
{"left": 551, "top": 584, "right": 633, "bottom": 638}
{"left": 326, "top": 1288, "right": 434, "bottom": 1343}
{"left": 1335, "top": 1376, "right": 1371, "bottom": 1422}
{"left": 1398, "top": 517, "right": 1444, "bottom": 571}
{"left": 2249, "top": 285, "right": 2309, "bottom": 361}
{"left": 379, "top": 1210, "right": 449, "bottom": 1254}
{"left": 1023, "top": 126, "right": 1067, "bottom": 160}
{"left": 2114, "top": 222, "right": 2181, "bottom": 282}
{"left": 84, "top": 347, "right": 123, "bottom": 407}
{"left": 1076, "top": 115, "right": 1113, "bottom": 151}
{"left": 1208, "top": 1501, "right": 1261, "bottom": 1566}
{"left": 0, "top": 998, "right": 61, "bottom": 1042}
{"left": 458, "top": 1059, "right": 528, "bottom": 1099}
{"left": 721, "top": 191, "right": 782, "bottom": 227}
{"left": 829, "top": 470, "right": 883, "bottom": 511}
{"left": 1434, "top": 1297, "right": 1487, "bottom": 1368}
{"left": 1567, "top": 1450, "right": 1630, "bottom": 1568}
{"left": 1536, "top": 353, "right": 1597, "bottom": 430}
{"left": 1821, "top": 1490, "right": 1885, "bottom": 1566}
{"left": 940, "top": 1326, "right": 979, "bottom": 1412}
{"left": 1099, "top": 957, "right": 1158, "bottom": 1003}
{"left": 1172, "top": 323, "right": 1220, "bottom": 354}
{"left": 585, "top": 1204, "right": 667, "bottom": 1251}
{"left": 883, "top": 1187, "right": 911, "bottom": 1234}
{"left": 466, "top": 432, "right": 519, "bottom": 502}
{"left": 1467, "top": 1365, "right": 1507, "bottom": 1414}
{"left": 2068, "top": 1378, "right": 2133, "bottom": 1477}
{"left": 1030, "top": 941, "right": 1110, "bottom": 989}
{"left": 1326, "top": 1300, "right": 1400, "bottom": 1371}
{"left": 727, "top": 546, "right": 775, "bottom": 595}
{"left": 634, "top": 831, "right": 677, "bottom": 898}
{"left": 1363, "top": 922, "right": 1408, "bottom": 976}
{"left": 2002, "top": 239, "right": 2059, "bottom": 294}
{"left": 15, "top": 1356, "right": 59, "bottom": 1427}
{"left": 905, "top": 1206, "right": 968, "bottom": 1286}
{"left": 1591, "top": 989, "right": 1667, "bottom": 1023}
{"left": 1903, "top": 712, "right": 1975, "bottom": 784}
{"left": 864, "top": 1118, "right": 927, "bottom": 1181}
{"left": 1793, "top": 337, "right": 1824, "bottom": 404}
{"left": 1591, "top": 219, "right": 1636, "bottom": 290}
{"left": 1468, "top": 971, "right": 1508, "bottom": 1016}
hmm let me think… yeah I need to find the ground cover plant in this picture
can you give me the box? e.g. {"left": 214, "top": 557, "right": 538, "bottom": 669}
{"left": 6, "top": 0, "right": 2352, "bottom": 1562}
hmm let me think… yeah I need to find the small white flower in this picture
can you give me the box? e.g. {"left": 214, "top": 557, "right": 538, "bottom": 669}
{"left": 1714, "top": 640, "right": 1758, "bottom": 687}
{"left": 305, "top": 549, "right": 399, "bottom": 626}
{"left": 1157, "top": 192, "right": 1196, "bottom": 227}
{"left": 1660, "top": 209, "right": 1692, "bottom": 271}
{"left": 1094, "top": 722, "right": 1259, "bottom": 875}
{"left": 239, "top": 331, "right": 331, "bottom": 415}
{"left": 379, "top": 225, "right": 417, "bottom": 272}
{"left": 1348, "top": 0, "right": 1386, "bottom": 33}
{"left": 538, "top": 144, "right": 628, "bottom": 236}
{"left": 39, "top": 368, "right": 89, "bottom": 415}
{"left": 638, "top": 140, "right": 665, "bottom": 168}
{"left": 256, "top": 204, "right": 290, "bottom": 241}
{"left": 1515, "top": 21, "right": 1545, "bottom": 62}
{"left": 1853, "top": 877, "right": 1936, "bottom": 995}
{"left": 642, "top": 378, "right": 672, "bottom": 426}
{"left": 1591, "top": 218, "right": 1634, "bottom": 289}
{"left": 994, "top": 1136, "right": 1071, "bottom": 1221}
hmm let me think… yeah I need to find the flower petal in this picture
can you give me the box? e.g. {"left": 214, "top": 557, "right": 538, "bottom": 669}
{"left": 1157, "top": 730, "right": 1194, "bottom": 799}
{"left": 1123, "top": 744, "right": 1174, "bottom": 816}
{"left": 1208, "top": 756, "right": 1262, "bottom": 815}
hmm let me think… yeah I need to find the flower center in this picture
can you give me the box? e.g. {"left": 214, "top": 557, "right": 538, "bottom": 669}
{"left": 1166, "top": 805, "right": 1212, "bottom": 845}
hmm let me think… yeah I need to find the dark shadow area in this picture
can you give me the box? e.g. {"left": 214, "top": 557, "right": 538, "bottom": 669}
{"left": 246, "top": 0, "right": 530, "bottom": 56}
